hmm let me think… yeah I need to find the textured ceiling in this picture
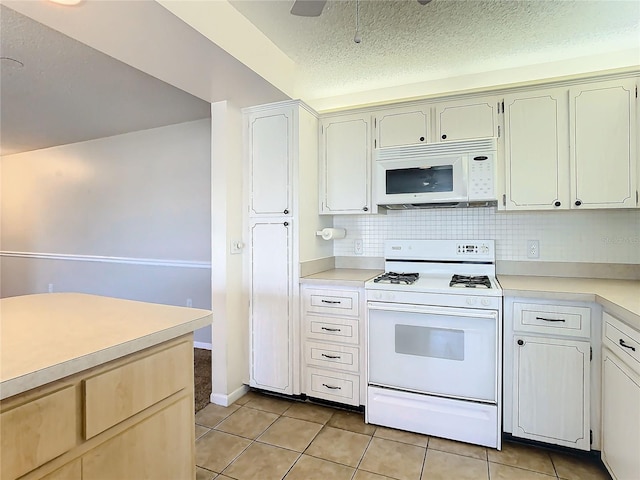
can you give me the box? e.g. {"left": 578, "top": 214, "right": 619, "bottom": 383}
{"left": 0, "top": 5, "right": 211, "bottom": 156}
{"left": 229, "top": 0, "right": 640, "bottom": 100}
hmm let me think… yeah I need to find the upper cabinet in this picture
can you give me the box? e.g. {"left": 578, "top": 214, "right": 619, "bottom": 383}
{"left": 570, "top": 79, "right": 637, "bottom": 209}
{"left": 503, "top": 77, "right": 638, "bottom": 211}
{"left": 373, "top": 105, "right": 430, "bottom": 149}
{"left": 504, "top": 88, "right": 570, "bottom": 210}
{"left": 435, "top": 97, "right": 500, "bottom": 142}
{"left": 319, "top": 112, "right": 376, "bottom": 215}
{"left": 247, "top": 107, "right": 293, "bottom": 217}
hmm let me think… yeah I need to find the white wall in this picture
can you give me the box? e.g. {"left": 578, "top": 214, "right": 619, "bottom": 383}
{"left": 333, "top": 208, "right": 640, "bottom": 264}
{"left": 210, "top": 101, "right": 248, "bottom": 405}
{"left": 0, "top": 119, "right": 213, "bottom": 343}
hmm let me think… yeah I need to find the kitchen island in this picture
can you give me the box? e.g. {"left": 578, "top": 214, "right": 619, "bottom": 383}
{"left": 0, "top": 293, "right": 212, "bottom": 480}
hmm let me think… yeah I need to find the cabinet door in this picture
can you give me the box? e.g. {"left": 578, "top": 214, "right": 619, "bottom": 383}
{"left": 82, "top": 396, "right": 194, "bottom": 480}
{"left": 374, "top": 105, "right": 430, "bottom": 148}
{"left": 248, "top": 108, "right": 292, "bottom": 216}
{"left": 570, "top": 79, "right": 637, "bottom": 209}
{"left": 512, "top": 335, "right": 590, "bottom": 450}
{"left": 249, "top": 219, "right": 293, "bottom": 394}
{"left": 602, "top": 349, "right": 640, "bottom": 480}
{"left": 320, "top": 114, "right": 373, "bottom": 214}
{"left": 435, "top": 97, "right": 499, "bottom": 142}
{"left": 504, "top": 89, "right": 570, "bottom": 210}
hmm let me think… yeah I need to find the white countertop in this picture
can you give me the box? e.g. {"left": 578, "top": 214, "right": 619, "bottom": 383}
{"left": 300, "top": 268, "right": 384, "bottom": 287}
{"left": 498, "top": 275, "right": 640, "bottom": 331}
{"left": 0, "top": 293, "right": 212, "bottom": 400}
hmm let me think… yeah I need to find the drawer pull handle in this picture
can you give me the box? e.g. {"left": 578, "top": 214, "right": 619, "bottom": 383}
{"left": 619, "top": 339, "right": 636, "bottom": 352}
{"left": 321, "top": 353, "right": 341, "bottom": 359}
{"left": 321, "top": 300, "right": 341, "bottom": 304}
{"left": 536, "top": 316, "right": 566, "bottom": 323}
{"left": 322, "top": 383, "right": 342, "bottom": 390}
{"left": 321, "top": 327, "right": 341, "bottom": 332}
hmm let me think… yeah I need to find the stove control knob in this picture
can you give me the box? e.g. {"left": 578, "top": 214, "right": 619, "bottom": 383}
{"left": 481, "top": 299, "right": 490, "bottom": 306}
{"left": 466, "top": 298, "right": 476, "bottom": 305}
{"left": 374, "top": 292, "right": 382, "bottom": 300}
{"left": 386, "top": 292, "right": 395, "bottom": 301}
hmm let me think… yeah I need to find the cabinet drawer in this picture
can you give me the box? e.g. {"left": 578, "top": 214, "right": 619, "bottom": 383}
{"left": 306, "top": 367, "right": 360, "bottom": 406}
{"left": 305, "top": 342, "right": 359, "bottom": 373}
{"left": 514, "top": 302, "right": 590, "bottom": 337}
{"left": 604, "top": 313, "right": 640, "bottom": 373}
{"left": 84, "top": 340, "right": 191, "bottom": 439}
{"left": 304, "top": 289, "right": 359, "bottom": 317}
{"left": 0, "top": 385, "right": 78, "bottom": 480}
{"left": 306, "top": 315, "right": 359, "bottom": 345}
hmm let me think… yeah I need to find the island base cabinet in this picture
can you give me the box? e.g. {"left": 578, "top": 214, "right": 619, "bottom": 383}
{"left": 601, "top": 350, "right": 640, "bottom": 480}
{"left": 1, "top": 335, "right": 195, "bottom": 480}
{"left": 82, "top": 396, "right": 194, "bottom": 480}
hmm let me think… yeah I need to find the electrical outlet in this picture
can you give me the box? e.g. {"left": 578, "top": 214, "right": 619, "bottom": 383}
{"left": 48, "top": 283, "right": 54, "bottom": 293}
{"left": 527, "top": 240, "right": 540, "bottom": 259}
{"left": 354, "top": 239, "right": 364, "bottom": 255}
{"left": 186, "top": 298, "right": 193, "bottom": 308}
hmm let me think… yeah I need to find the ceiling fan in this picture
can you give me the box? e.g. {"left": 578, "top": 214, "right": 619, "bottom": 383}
{"left": 290, "top": 0, "right": 433, "bottom": 17}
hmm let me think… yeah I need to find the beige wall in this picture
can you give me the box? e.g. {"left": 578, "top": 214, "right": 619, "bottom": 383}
{"left": 0, "top": 119, "right": 213, "bottom": 344}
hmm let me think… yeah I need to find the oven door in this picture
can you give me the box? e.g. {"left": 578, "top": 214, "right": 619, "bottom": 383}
{"left": 375, "top": 155, "right": 468, "bottom": 205}
{"left": 368, "top": 302, "right": 497, "bottom": 402}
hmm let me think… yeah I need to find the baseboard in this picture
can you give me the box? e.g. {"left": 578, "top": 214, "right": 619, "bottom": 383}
{"left": 210, "top": 384, "right": 249, "bottom": 407}
{"left": 193, "top": 341, "right": 212, "bottom": 350}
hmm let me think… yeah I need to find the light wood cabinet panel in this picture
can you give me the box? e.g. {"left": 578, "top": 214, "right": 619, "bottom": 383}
{"left": 512, "top": 335, "right": 590, "bottom": 450}
{"left": 248, "top": 109, "right": 292, "bottom": 216}
{"left": 504, "top": 89, "right": 570, "bottom": 210}
{"left": 39, "top": 459, "right": 81, "bottom": 480}
{"left": 0, "top": 385, "right": 78, "bottom": 480}
{"left": 374, "top": 106, "right": 429, "bottom": 148}
{"left": 320, "top": 113, "right": 373, "bottom": 214}
{"left": 570, "top": 79, "right": 637, "bottom": 209}
{"left": 82, "top": 396, "right": 194, "bottom": 480}
{"left": 435, "top": 97, "right": 499, "bottom": 142}
{"left": 249, "top": 219, "right": 293, "bottom": 394}
{"left": 84, "top": 341, "right": 192, "bottom": 439}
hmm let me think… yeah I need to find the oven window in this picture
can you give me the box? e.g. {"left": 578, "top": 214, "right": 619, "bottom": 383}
{"left": 386, "top": 166, "right": 454, "bottom": 194}
{"left": 395, "top": 324, "right": 464, "bottom": 361}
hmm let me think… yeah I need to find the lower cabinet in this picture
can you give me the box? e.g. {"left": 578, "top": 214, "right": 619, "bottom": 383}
{"left": 512, "top": 336, "right": 590, "bottom": 449}
{"left": 504, "top": 297, "right": 598, "bottom": 451}
{"left": 0, "top": 335, "right": 195, "bottom": 480}
{"left": 301, "top": 285, "right": 364, "bottom": 406}
{"left": 601, "top": 312, "right": 640, "bottom": 480}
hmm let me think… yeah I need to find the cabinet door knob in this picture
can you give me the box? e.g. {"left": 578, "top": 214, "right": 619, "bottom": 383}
{"left": 517, "top": 339, "right": 524, "bottom": 346}
{"left": 419, "top": 136, "right": 425, "bottom": 142}
{"left": 575, "top": 200, "right": 582, "bottom": 206}
{"left": 554, "top": 201, "right": 561, "bottom": 207}
{"left": 283, "top": 222, "right": 289, "bottom": 227}
{"left": 284, "top": 209, "right": 289, "bottom": 214}
{"left": 441, "top": 134, "right": 447, "bottom": 140}
{"left": 363, "top": 206, "right": 369, "bottom": 212}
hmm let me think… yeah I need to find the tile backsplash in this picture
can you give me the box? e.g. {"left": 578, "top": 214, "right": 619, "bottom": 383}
{"left": 332, "top": 208, "right": 640, "bottom": 264}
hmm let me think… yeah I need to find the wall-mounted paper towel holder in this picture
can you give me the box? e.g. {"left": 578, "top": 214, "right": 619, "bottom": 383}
{"left": 316, "top": 228, "right": 347, "bottom": 240}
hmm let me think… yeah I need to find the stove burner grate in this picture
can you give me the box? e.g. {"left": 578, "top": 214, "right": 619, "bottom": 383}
{"left": 374, "top": 272, "right": 420, "bottom": 285}
{"left": 449, "top": 274, "right": 492, "bottom": 289}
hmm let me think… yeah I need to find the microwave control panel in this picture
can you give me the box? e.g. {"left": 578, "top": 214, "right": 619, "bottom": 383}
{"left": 468, "top": 154, "right": 495, "bottom": 201}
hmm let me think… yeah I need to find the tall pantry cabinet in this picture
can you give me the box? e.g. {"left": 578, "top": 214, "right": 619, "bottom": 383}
{"left": 244, "top": 101, "right": 332, "bottom": 395}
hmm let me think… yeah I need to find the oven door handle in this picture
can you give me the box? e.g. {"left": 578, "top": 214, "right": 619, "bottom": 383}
{"left": 367, "top": 302, "right": 497, "bottom": 320}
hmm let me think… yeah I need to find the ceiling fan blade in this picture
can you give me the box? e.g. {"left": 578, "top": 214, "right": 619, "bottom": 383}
{"left": 290, "top": 0, "right": 327, "bottom": 17}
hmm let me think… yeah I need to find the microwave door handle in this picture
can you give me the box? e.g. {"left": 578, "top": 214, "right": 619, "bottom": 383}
{"left": 367, "top": 302, "right": 497, "bottom": 320}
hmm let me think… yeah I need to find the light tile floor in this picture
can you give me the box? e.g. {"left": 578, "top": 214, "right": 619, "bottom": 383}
{"left": 195, "top": 391, "right": 611, "bottom": 480}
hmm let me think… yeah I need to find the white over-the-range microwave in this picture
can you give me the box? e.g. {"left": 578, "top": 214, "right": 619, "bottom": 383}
{"left": 375, "top": 138, "right": 498, "bottom": 209}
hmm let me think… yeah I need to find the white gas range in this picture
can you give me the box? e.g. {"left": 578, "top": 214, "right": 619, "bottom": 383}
{"left": 365, "top": 239, "right": 503, "bottom": 449}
